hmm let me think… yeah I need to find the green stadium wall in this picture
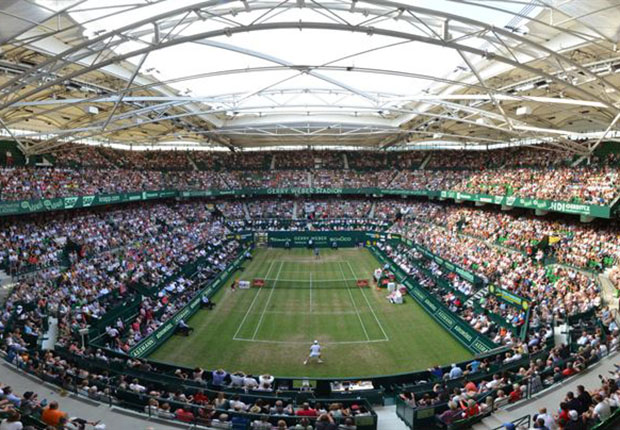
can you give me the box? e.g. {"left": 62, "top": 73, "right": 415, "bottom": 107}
{"left": 0, "top": 187, "right": 615, "bottom": 218}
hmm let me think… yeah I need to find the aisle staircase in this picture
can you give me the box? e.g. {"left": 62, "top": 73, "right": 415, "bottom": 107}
{"left": 0, "top": 269, "right": 14, "bottom": 306}
{"left": 472, "top": 411, "right": 512, "bottom": 430}
{"left": 186, "top": 154, "right": 199, "bottom": 171}
{"left": 270, "top": 154, "right": 277, "bottom": 169}
{"left": 554, "top": 321, "right": 570, "bottom": 347}
{"left": 41, "top": 317, "right": 58, "bottom": 351}
{"left": 388, "top": 171, "right": 403, "bottom": 187}
{"left": 368, "top": 202, "right": 376, "bottom": 218}
{"left": 343, "top": 152, "right": 349, "bottom": 169}
{"left": 243, "top": 203, "right": 251, "bottom": 220}
{"left": 599, "top": 273, "right": 618, "bottom": 311}
{"left": 571, "top": 154, "right": 588, "bottom": 167}
{"left": 292, "top": 201, "right": 298, "bottom": 219}
{"left": 419, "top": 153, "right": 432, "bottom": 170}
{"left": 464, "top": 285, "right": 489, "bottom": 307}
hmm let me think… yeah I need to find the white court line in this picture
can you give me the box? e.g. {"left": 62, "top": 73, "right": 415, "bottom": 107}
{"left": 232, "top": 260, "right": 274, "bottom": 340}
{"left": 262, "top": 310, "right": 358, "bottom": 315}
{"left": 232, "top": 337, "right": 389, "bottom": 345}
{"left": 251, "top": 261, "right": 283, "bottom": 340}
{"left": 309, "top": 272, "right": 313, "bottom": 313}
{"left": 262, "top": 277, "right": 359, "bottom": 283}
{"left": 338, "top": 262, "right": 370, "bottom": 341}
{"left": 275, "top": 260, "right": 352, "bottom": 266}
{"left": 345, "top": 261, "right": 390, "bottom": 341}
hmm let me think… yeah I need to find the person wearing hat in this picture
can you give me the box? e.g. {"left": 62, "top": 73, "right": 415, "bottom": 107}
{"left": 565, "top": 410, "right": 585, "bottom": 430}
{"left": 304, "top": 340, "right": 323, "bottom": 365}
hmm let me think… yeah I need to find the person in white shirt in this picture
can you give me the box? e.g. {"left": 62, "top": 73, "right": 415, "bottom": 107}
{"left": 535, "top": 407, "right": 556, "bottom": 430}
{"left": 304, "top": 340, "right": 323, "bottom": 365}
{"left": 0, "top": 411, "right": 22, "bottom": 430}
{"left": 592, "top": 395, "right": 612, "bottom": 422}
{"left": 576, "top": 331, "right": 589, "bottom": 346}
{"left": 243, "top": 375, "right": 259, "bottom": 391}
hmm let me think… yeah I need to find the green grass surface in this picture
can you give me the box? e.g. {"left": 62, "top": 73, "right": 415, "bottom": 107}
{"left": 151, "top": 248, "right": 472, "bottom": 377}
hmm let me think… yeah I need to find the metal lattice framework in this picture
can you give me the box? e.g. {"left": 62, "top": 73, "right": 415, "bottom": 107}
{"left": 1, "top": 0, "right": 620, "bottom": 154}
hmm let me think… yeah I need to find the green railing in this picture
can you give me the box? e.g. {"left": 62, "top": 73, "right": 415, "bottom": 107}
{"left": 410, "top": 243, "right": 484, "bottom": 286}
{"left": 369, "top": 246, "right": 498, "bottom": 354}
{"left": 491, "top": 415, "right": 531, "bottom": 430}
{"left": 0, "top": 187, "right": 616, "bottom": 218}
{"left": 128, "top": 247, "right": 250, "bottom": 358}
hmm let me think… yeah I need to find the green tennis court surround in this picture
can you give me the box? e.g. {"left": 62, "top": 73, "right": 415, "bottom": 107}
{"left": 150, "top": 248, "right": 472, "bottom": 377}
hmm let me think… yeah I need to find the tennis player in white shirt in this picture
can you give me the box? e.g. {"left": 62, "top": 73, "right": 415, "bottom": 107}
{"left": 304, "top": 340, "right": 323, "bottom": 365}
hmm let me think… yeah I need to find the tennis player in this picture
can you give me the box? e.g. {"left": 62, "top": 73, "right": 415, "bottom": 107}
{"left": 304, "top": 340, "right": 323, "bottom": 365}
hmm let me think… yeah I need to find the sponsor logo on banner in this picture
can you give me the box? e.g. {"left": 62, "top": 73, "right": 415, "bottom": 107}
{"left": 100, "top": 194, "right": 123, "bottom": 204}
{"left": 82, "top": 196, "right": 96, "bottom": 207}
{"left": 548, "top": 201, "right": 590, "bottom": 215}
{"left": 0, "top": 201, "right": 22, "bottom": 215}
{"left": 266, "top": 187, "right": 344, "bottom": 195}
{"left": 63, "top": 197, "right": 79, "bottom": 209}
{"left": 453, "top": 324, "right": 473, "bottom": 343}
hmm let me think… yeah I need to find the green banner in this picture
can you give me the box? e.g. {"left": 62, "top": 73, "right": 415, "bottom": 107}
{"left": 267, "top": 231, "right": 369, "bottom": 247}
{"left": 411, "top": 243, "right": 483, "bottom": 286}
{"left": 488, "top": 285, "right": 530, "bottom": 310}
{"left": 369, "top": 247, "right": 496, "bottom": 354}
{"left": 368, "top": 246, "right": 409, "bottom": 282}
{"left": 181, "top": 187, "right": 381, "bottom": 197}
{"left": 129, "top": 249, "right": 248, "bottom": 358}
{"left": 439, "top": 190, "right": 611, "bottom": 218}
{"left": 0, "top": 187, "right": 614, "bottom": 218}
{"left": 403, "top": 279, "right": 496, "bottom": 354}
{"left": 265, "top": 231, "right": 402, "bottom": 248}
{"left": 0, "top": 190, "right": 177, "bottom": 216}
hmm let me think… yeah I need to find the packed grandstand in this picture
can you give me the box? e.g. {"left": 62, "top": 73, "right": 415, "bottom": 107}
{"left": 2, "top": 2, "right": 620, "bottom": 430}
{"left": 0, "top": 143, "right": 618, "bottom": 430}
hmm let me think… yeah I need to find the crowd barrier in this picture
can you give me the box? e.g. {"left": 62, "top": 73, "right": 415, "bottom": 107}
{"left": 369, "top": 246, "right": 498, "bottom": 355}
{"left": 0, "top": 186, "right": 616, "bottom": 218}
{"left": 128, "top": 247, "right": 250, "bottom": 358}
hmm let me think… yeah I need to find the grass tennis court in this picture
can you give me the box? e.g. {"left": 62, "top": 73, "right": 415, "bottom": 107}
{"left": 151, "top": 248, "right": 472, "bottom": 377}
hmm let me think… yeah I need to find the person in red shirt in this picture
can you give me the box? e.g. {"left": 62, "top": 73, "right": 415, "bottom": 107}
{"left": 556, "top": 402, "right": 570, "bottom": 422}
{"left": 296, "top": 403, "right": 318, "bottom": 417}
{"left": 194, "top": 391, "right": 208, "bottom": 405}
{"left": 562, "top": 366, "right": 576, "bottom": 377}
{"left": 175, "top": 407, "right": 194, "bottom": 422}
{"left": 509, "top": 384, "right": 522, "bottom": 403}
{"left": 463, "top": 399, "right": 480, "bottom": 417}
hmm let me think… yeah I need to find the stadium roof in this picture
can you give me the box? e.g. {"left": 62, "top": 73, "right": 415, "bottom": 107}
{"left": 1, "top": 0, "right": 620, "bottom": 154}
